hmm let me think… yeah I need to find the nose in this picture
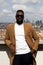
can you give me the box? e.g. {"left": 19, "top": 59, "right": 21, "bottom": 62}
{"left": 18, "top": 16, "right": 22, "bottom": 19}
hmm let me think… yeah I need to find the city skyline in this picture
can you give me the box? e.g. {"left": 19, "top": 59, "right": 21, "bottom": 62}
{"left": 0, "top": 0, "right": 43, "bottom": 23}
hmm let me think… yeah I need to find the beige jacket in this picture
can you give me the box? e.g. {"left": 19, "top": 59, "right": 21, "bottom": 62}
{"left": 4, "top": 23, "right": 39, "bottom": 65}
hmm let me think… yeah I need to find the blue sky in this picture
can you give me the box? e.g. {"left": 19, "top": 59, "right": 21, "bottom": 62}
{"left": 0, "top": 0, "right": 43, "bottom": 23}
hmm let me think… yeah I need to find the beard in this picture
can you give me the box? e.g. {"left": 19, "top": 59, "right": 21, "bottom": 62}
{"left": 16, "top": 19, "right": 23, "bottom": 25}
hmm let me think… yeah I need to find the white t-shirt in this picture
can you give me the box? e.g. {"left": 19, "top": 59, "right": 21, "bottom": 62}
{"left": 15, "top": 23, "right": 31, "bottom": 55}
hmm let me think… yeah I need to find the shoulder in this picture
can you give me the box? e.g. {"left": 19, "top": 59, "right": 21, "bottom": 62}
{"left": 24, "top": 22, "right": 33, "bottom": 27}
{"left": 6, "top": 23, "right": 15, "bottom": 28}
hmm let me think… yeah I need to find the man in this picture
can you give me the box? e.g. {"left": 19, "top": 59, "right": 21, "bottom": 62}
{"left": 4, "top": 10, "right": 39, "bottom": 65}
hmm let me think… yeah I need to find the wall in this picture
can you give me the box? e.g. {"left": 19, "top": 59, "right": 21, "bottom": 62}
{"left": 0, "top": 40, "right": 43, "bottom": 65}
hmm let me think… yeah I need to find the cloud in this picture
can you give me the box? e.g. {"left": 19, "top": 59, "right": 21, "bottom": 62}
{"left": 0, "top": 13, "right": 4, "bottom": 18}
{"left": 33, "top": 6, "right": 43, "bottom": 15}
{"left": 39, "top": 7, "right": 43, "bottom": 14}
{"left": 0, "top": 0, "right": 43, "bottom": 23}
{"left": 30, "top": 0, "right": 40, "bottom": 4}
{"left": 11, "top": 0, "right": 40, "bottom": 4}
{"left": 12, "top": 4, "right": 34, "bottom": 13}
{"left": 3, "top": 9, "right": 12, "bottom": 14}
{"left": 0, "top": 0, "right": 8, "bottom": 7}
{"left": 11, "top": 0, "right": 29, "bottom": 4}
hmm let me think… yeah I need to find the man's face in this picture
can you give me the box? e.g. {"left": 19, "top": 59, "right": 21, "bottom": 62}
{"left": 16, "top": 11, "right": 24, "bottom": 25}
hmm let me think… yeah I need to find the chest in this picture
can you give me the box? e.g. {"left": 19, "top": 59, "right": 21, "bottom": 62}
{"left": 15, "top": 24, "right": 25, "bottom": 36}
{"left": 9, "top": 24, "right": 32, "bottom": 39}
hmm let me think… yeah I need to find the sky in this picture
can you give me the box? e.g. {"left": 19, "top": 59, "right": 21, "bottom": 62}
{"left": 0, "top": 0, "right": 43, "bottom": 23}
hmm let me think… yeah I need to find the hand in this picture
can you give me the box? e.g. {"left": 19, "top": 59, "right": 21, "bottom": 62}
{"left": 9, "top": 43, "right": 15, "bottom": 54}
{"left": 31, "top": 49, "right": 37, "bottom": 54}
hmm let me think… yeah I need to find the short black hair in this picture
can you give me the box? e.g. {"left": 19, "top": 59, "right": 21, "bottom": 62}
{"left": 16, "top": 10, "right": 24, "bottom": 15}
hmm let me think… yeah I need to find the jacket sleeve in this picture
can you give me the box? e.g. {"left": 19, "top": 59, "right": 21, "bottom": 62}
{"left": 4, "top": 25, "right": 12, "bottom": 48}
{"left": 31, "top": 24, "right": 39, "bottom": 51}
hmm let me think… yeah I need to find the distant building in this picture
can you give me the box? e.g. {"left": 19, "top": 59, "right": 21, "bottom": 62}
{"left": 0, "top": 23, "right": 11, "bottom": 40}
{"left": 0, "top": 23, "right": 43, "bottom": 41}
